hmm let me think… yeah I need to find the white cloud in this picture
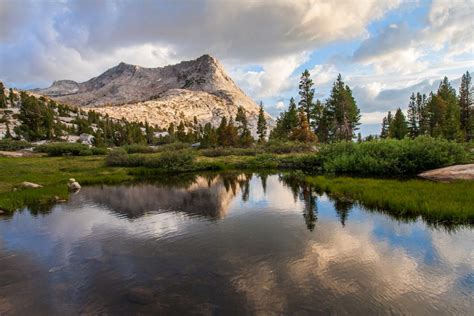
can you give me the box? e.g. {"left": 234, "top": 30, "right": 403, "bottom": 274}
{"left": 0, "top": 0, "right": 401, "bottom": 89}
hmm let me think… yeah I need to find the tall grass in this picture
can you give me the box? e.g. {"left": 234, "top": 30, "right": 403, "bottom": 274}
{"left": 303, "top": 175, "right": 474, "bottom": 225}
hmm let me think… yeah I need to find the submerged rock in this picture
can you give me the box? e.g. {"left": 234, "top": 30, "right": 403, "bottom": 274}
{"left": 127, "top": 287, "right": 156, "bottom": 305}
{"left": 419, "top": 164, "right": 474, "bottom": 181}
{"left": 67, "top": 178, "right": 81, "bottom": 192}
{"left": 20, "top": 181, "right": 43, "bottom": 189}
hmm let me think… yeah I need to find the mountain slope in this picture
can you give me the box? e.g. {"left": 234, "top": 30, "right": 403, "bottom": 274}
{"left": 34, "top": 55, "right": 273, "bottom": 131}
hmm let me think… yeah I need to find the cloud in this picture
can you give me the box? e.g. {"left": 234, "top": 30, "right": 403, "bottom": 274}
{"left": 352, "top": 0, "right": 474, "bottom": 74}
{"left": 0, "top": 0, "right": 400, "bottom": 90}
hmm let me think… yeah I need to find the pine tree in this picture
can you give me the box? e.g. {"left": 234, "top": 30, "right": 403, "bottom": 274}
{"left": 217, "top": 116, "right": 228, "bottom": 146}
{"left": 269, "top": 98, "right": 298, "bottom": 140}
{"left": 8, "top": 88, "right": 15, "bottom": 107}
{"left": 417, "top": 93, "right": 430, "bottom": 135}
{"left": 389, "top": 108, "right": 408, "bottom": 140}
{"left": 0, "top": 82, "right": 7, "bottom": 108}
{"left": 437, "top": 77, "right": 460, "bottom": 139}
{"left": 290, "top": 109, "right": 317, "bottom": 143}
{"left": 407, "top": 92, "right": 418, "bottom": 138}
{"left": 298, "top": 69, "right": 315, "bottom": 124}
{"left": 256, "top": 102, "right": 267, "bottom": 142}
{"left": 459, "top": 71, "right": 472, "bottom": 141}
{"left": 325, "top": 74, "right": 361, "bottom": 141}
{"left": 226, "top": 118, "right": 239, "bottom": 147}
{"left": 380, "top": 116, "right": 389, "bottom": 138}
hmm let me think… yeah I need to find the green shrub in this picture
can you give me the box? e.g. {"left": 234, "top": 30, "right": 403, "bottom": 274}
{"left": 0, "top": 139, "right": 33, "bottom": 151}
{"left": 318, "top": 136, "right": 467, "bottom": 175}
{"left": 123, "top": 144, "right": 155, "bottom": 154}
{"left": 200, "top": 147, "right": 260, "bottom": 157}
{"left": 105, "top": 148, "right": 129, "bottom": 166}
{"left": 263, "top": 140, "right": 315, "bottom": 154}
{"left": 35, "top": 143, "right": 92, "bottom": 156}
{"left": 105, "top": 149, "right": 196, "bottom": 171}
{"left": 154, "top": 142, "right": 191, "bottom": 152}
{"left": 91, "top": 147, "right": 108, "bottom": 155}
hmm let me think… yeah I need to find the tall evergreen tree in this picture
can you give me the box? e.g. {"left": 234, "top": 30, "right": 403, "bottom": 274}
{"left": 235, "top": 107, "right": 254, "bottom": 147}
{"left": 256, "top": 102, "right": 267, "bottom": 142}
{"left": 8, "top": 88, "right": 15, "bottom": 107}
{"left": 217, "top": 116, "right": 228, "bottom": 146}
{"left": 325, "top": 74, "right": 361, "bottom": 141}
{"left": 417, "top": 93, "right": 430, "bottom": 135}
{"left": 298, "top": 69, "right": 315, "bottom": 124}
{"left": 380, "top": 115, "right": 389, "bottom": 139}
{"left": 0, "top": 82, "right": 7, "bottom": 108}
{"left": 290, "top": 109, "right": 317, "bottom": 143}
{"left": 407, "top": 93, "right": 419, "bottom": 138}
{"left": 459, "top": 71, "right": 472, "bottom": 141}
{"left": 389, "top": 108, "right": 408, "bottom": 140}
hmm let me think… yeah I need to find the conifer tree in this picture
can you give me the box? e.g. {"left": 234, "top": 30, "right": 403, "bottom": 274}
{"left": 325, "top": 74, "right": 361, "bottom": 141}
{"left": 459, "top": 71, "right": 472, "bottom": 141}
{"left": 0, "top": 82, "right": 6, "bottom": 108}
{"left": 417, "top": 93, "right": 430, "bottom": 135}
{"left": 407, "top": 93, "right": 418, "bottom": 138}
{"left": 256, "top": 102, "right": 267, "bottom": 142}
{"left": 217, "top": 116, "right": 228, "bottom": 146}
{"left": 290, "top": 109, "right": 317, "bottom": 143}
{"left": 298, "top": 70, "right": 315, "bottom": 124}
{"left": 235, "top": 107, "right": 254, "bottom": 147}
{"left": 380, "top": 116, "right": 389, "bottom": 138}
{"left": 389, "top": 108, "right": 408, "bottom": 140}
{"left": 8, "top": 88, "right": 15, "bottom": 107}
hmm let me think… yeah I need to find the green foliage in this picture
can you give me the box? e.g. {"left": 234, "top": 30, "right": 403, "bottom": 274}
{"left": 256, "top": 102, "right": 267, "bottom": 142}
{"left": 389, "top": 108, "right": 408, "bottom": 140}
{"left": 200, "top": 147, "right": 260, "bottom": 157}
{"left": 318, "top": 136, "right": 466, "bottom": 175}
{"left": 35, "top": 142, "right": 97, "bottom": 156}
{"left": 0, "top": 139, "right": 32, "bottom": 151}
{"left": 325, "top": 74, "right": 361, "bottom": 141}
{"left": 289, "top": 109, "right": 317, "bottom": 143}
{"left": 0, "top": 82, "right": 7, "bottom": 108}
{"left": 459, "top": 71, "right": 472, "bottom": 141}
{"left": 298, "top": 69, "right": 315, "bottom": 124}
{"left": 303, "top": 175, "right": 474, "bottom": 225}
{"left": 123, "top": 144, "right": 156, "bottom": 154}
{"left": 263, "top": 140, "right": 315, "bottom": 154}
{"left": 105, "top": 150, "right": 196, "bottom": 172}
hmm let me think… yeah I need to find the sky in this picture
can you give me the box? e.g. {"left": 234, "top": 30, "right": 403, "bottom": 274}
{"left": 1, "top": 0, "right": 473, "bottom": 136}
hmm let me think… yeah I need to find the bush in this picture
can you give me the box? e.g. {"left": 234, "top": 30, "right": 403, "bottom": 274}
{"left": 91, "top": 147, "right": 108, "bottom": 155}
{"left": 263, "top": 140, "right": 315, "bottom": 154}
{"left": 200, "top": 147, "right": 260, "bottom": 157}
{"left": 105, "top": 150, "right": 196, "bottom": 171}
{"left": 105, "top": 148, "right": 130, "bottom": 166}
{"left": 35, "top": 143, "right": 92, "bottom": 156}
{"left": 318, "top": 136, "right": 467, "bottom": 175}
{"left": 123, "top": 144, "right": 155, "bottom": 154}
{"left": 154, "top": 142, "right": 191, "bottom": 152}
{"left": 0, "top": 139, "right": 33, "bottom": 151}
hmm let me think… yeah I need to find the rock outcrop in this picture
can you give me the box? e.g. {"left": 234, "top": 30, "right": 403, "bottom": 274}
{"left": 418, "top": 164, "right": 474, "bottom": 181}
{"left": 33, "top": 55, "right": 273, "bottom": 131}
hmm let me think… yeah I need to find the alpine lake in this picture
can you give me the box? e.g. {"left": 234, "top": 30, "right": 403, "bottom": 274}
{"left": 0, "top": 172, "right": 472, "bottom": 315}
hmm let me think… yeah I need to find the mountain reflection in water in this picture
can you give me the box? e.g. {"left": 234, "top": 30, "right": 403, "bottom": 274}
{"left": 0, "top": 173, "right": 472, "bottom": 315}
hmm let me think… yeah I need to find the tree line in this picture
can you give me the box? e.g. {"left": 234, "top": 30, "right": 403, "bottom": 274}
{"left": 380, "top": 71, "right": 473, "bottom": 142}
{"left": 270, "top": 71, "right": 360, "bottom": 143}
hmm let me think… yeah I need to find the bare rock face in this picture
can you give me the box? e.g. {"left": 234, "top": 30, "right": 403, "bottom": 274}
{"left": 418, "top": 164, "right": 474, "bottom": 181}
{"left": 34, "top": 55, "right": 273, "bottom": 131}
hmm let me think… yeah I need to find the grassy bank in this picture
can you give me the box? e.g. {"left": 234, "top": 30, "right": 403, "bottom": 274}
{"left": 301, "top": 175, "right": 474, "bottom": 225}
{"left": 0, "top": 156, "right": 132, "bottom": 211}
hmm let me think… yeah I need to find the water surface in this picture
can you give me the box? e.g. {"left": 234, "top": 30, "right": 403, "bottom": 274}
{"left": 0, "top": 173, "right": 472, "bottom": 314}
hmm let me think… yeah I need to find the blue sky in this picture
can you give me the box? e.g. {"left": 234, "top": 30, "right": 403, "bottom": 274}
{"left": 1, "top": 0, "right": 473, "bottom": 136}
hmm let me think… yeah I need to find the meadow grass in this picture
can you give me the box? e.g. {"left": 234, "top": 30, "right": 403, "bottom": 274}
{"left": 0, "top": 156, "right": 131, "bottom": 211}
{"left": 303, "top": 175, "right": 474, "bottom": 225}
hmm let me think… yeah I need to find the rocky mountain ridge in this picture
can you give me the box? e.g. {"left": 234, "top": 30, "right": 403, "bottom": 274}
{"left": 33, "top": 55, "right": 273, "bottom": 131}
